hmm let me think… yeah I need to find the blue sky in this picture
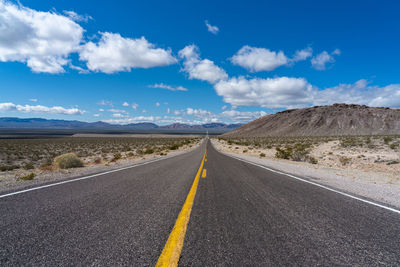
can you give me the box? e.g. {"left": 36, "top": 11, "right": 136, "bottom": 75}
{"left": 1, "top": 0, "right": 400, "bottom": 125}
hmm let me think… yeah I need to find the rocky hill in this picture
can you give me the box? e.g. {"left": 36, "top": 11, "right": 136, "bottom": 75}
{"left": 223, "top": 104, "right": 400, "bottom": 137}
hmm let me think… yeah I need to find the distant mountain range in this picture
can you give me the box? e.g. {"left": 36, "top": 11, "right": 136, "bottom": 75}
{"left": 0, "top": 117, "right": 242, "bottom": 132}
{"left": 223, "top": 103, "right": 400, "bottom": 137}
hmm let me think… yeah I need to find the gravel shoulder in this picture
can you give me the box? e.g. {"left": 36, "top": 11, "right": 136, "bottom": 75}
{"left": 211, "top": 139, "right": 400, "bottom": 209}
{"left": 0, "top": 142, "right": 201, "bottom": 194}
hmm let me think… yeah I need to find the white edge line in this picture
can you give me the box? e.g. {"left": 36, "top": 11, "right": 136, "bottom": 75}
{"left": 0, "top": 141, "right": 205, "bottom": 199}
{"left": 211, "top": 141, "right": 400, "bottom": 215}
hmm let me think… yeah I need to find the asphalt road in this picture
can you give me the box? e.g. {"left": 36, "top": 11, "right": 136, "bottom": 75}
{"left": 1, "top": 139, "right": 399, "bottom": 266}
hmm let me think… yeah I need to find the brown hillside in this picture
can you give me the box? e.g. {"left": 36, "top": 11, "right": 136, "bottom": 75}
{"left": 223, "top": 104, "right": 400, "bottom": 137}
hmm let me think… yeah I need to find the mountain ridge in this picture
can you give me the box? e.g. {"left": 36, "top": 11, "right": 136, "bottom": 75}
{"left": 0, "top": 117, "right": 241, "bottom": 132}
{"left": 223, "top": 103, "right": 400, "bottom": 137}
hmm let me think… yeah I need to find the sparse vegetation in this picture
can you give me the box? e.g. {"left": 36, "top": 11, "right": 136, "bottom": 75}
{"left": 0, "top": 136, "right": 200, "bottom": 173}
{"left": 54, "top": 153, "right": 84, "bottom": 169}
{"left": 19, "top": 172, "right": 35, "bottom": 181}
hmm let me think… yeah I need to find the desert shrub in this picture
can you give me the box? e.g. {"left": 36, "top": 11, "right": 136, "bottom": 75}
{"left": 24, "top": 162, "right": 34, "bottom": 170}
{"left": 243, "top": 150, "right": 248, "bottom": 153}
{"left": 383, "top": 136, "right": 393, "bottom": 145}
{"left": 389, "top": 143, "right": 398, "bottom": 149}
{"left": 93, "top": 157, "right": 102, "bottom": 164}
{"left": 113, "top": 153, "right": 122, "bottom": 160}
{"left": 19, "top": 173, "right": 35, "bottom": 181}
{"left": 387, "top": 160, "right": 399, "bottom": 165}
{"left": 339, "top": 156, "right": 351, "bottom": 166}
{"left": 144, "top": 148, "right": 154, "bottom": 154}
{"left": 275, "top": 147, "right": 291, "bottom": 159}
{"left": 259, "top": 153, "right": 266, "bottom": 157}
{"left": 0, "top": 165, "right": 19, "bottom": 172}
{"left": 308, "top": 157, "right": 318, "bottom": 164}
{"left": 54, "top": 153, "right": 84, "bottom": 169}
{"left": 169, "top": 144, "right": 180, "bottom": 150}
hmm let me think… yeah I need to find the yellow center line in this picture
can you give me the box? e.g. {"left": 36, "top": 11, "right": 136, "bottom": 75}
{"left": 155, "top": 146, "right": 207, "bottom": 267}
{"left": 201, "top": 169, "right": 206, "bottom": 178}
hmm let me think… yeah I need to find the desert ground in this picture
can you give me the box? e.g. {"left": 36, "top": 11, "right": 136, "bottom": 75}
{"left": 0, "top": 135, "right": 201, "bottom": 192}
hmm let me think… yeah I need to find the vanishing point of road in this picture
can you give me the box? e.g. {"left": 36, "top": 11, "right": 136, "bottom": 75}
{"left": 1, "top": 139, "right": 399, "bottom": 266}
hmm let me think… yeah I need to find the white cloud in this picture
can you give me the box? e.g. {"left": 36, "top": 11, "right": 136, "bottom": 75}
{"left": 0, "top": 0, "right": 84, "bottom": 73}
{"left": 214, "top": 76, "right": 314, "bottom": 108}
{"left": 93, "top": 113, "right": 101, "bottom": 117}
{"left": 103, "top": 116, "right": 160, "bottom": 124}
{"left": 108, "top": 108, "right": 127, "bottom": 113}
{"left": 29, "top": 98, "right": 38, "bottom": 102}
{"left": 231, "top": 46, "right": 288, "bottom": 72}
{"left": 205, "top": 20, "right": 219, "bottom": 34}
{"left": 131, "top": 103, "right": 139, "bottom": 110}
{"left": 220, "top": 110, "right": 267, "bottom": 123}
{"left": 148, "top": 83, "right": 188, "bottom": 91}
{"left": 142, "top": 109, "right": 147, "bottom": 113}
{"left": 112, "top": 113, "right": 128, "bottom": 118}
{"left": 311, "top": 49, "right": 340, "bottom": 70}
{"left": 97, "top": 100, "right": 113, "bottom": 106}
{"left": 63, "top": 10, "right": 92, "bottom": 23}
{"left": 122, "top": 102, "right": 129, "bottom": 107}
{"left": 221, "top": 105, "right": 227, "bottom": 110}
{"left": 292, "top": 47, "right": 313, "bottom": 62}
{"left": 167, "top": 108, "right": 170, "bottom": 114}
{"left": 99, "top": 108, "right": 104, "bottom": 112}
{"left": 79, "top": 32, "right": 177, "bottom": 73}
{"left": 0, "top": 102, "right": 85, "bottom": 115}
{"left": 314, "top": 79, "right": 400, "bottom": 108}
{"left": 155, "top": 102, "right": 160, "bottom": 107}
{"left": 179, "top": 45, "right": 228, "bottom": 84}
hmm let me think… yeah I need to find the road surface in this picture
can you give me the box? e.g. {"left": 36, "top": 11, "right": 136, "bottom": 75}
{"left": 1, "top": 139, "right": 399, "bottom": 266}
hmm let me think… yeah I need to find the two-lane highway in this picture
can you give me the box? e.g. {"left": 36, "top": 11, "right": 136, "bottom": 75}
{"left": 1, "top": 139, "right": 399, "bottom": 266}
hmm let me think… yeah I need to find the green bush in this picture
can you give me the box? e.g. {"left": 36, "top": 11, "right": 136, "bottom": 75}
{"left": 113, "top": 153, "right": 122, "bottom": 160}
{"left": 259, "top": 153, "right": 266, "bottom": 157}
{"left": 24, "top": 162, "right": 34, "bottom": 170}
{"left": 20, "top": 173, "right": 35, "bottom": 181}
{"left": 144, "top": 148, "right": 154, "bottom": 154}
{"left": 383, "top": 136, "right": 393, "bottom": 145}
{"left": 275, "top": 147, "right": 292, "bottom": 159}
{"left": 0, "top": 165, "right": 19, "bottom": 172}
{"left": 168, "top": 144, "right": 180, "bottom": 150}
{"left": 54, "top": 153, "right": 84, "bottom": 169}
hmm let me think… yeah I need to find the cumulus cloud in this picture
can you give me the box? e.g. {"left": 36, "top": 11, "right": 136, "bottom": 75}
{"left": 131, "top": 103, "right": 139, "bottom": 110}
{"left": 292, "top": 47, "right": 313, "bottom": 62}
{"left": 108, "top": 108, "right": 127, "bottom": 113}
{"left": 314, "top": 79, "right": 400, "bottom": 108}
{"left": 79, "top": 32, "right": 177, "bottom": 73}
{"left": 148, "top": 83, "right": 188, "bottom": 91}
{"left": 122, "top": 102, "right": 129, "bottom": 107}
{"left": 220, "top": 110, "right": 267, "bottom": 122}
{"left": 205, "top": 20, "right": 219, "bottom": 34}
{"left": 63, "top": 10, "right": 92, "bottom": 23}
{"left": 29, "top": 98, "right": 38, "bottom": 102}
{"left": 103, "top": 116, "right": 160, "bottom": 124}
{"left": 155, "top": 102, "right": 160, "bottom": 107}
{"left": 179, "top": 45, "right": 228, "bottom": 84}
{"left": 231, "top": 46, "right": 288, "bottom": 72}
{"left": 97, "top": 100, "right": 113, "bottom": 106}
{"left": 93, "top": 113, "right": 101, "bottom": 117}
{"left": 311, "top": 49, "right": 340, "bottom": 70}
{"left": 0, "top": 102, "right": 85, "bottom": 115}
{"left": 214, "top": 76, "right": 314, "bottom": 108}
{"left": 0, "top": 0, "right": 84, "bottom": 73}
{"left": 112, "top": 113, "right": 128, "bottom": 118}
